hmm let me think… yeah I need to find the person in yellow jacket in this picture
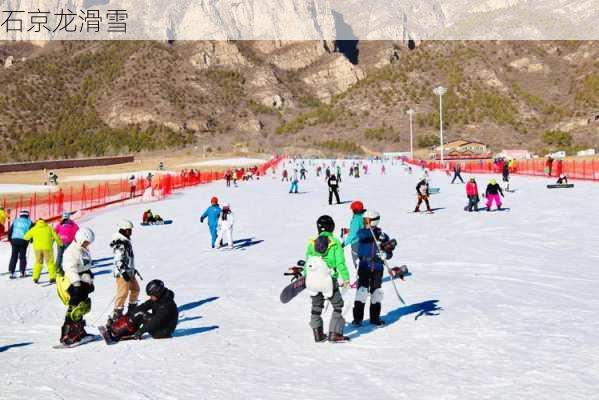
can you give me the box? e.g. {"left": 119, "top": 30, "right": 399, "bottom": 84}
{"left": 23, "top": 218, "right": 63, "bottom": 284}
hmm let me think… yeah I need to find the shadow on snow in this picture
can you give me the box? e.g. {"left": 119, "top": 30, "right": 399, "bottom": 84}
{"left": 173, "top": 326, "right": 219, "bottom": 337}
{"left": 177, "top": 296, "right": 219, "bottom": 313}
{"left": 0, "top": 342, "right": 33, "bottom": 352}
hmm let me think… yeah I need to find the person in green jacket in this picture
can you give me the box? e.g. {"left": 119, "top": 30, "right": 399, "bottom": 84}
{"left": 23, "top": 219, "right": 63, "bottom": 284}
{"left": 342, "top": 200, "right": 366, "bottom": 268}
{"left": 304, "top": 215, "right": 350, "bottom": 343}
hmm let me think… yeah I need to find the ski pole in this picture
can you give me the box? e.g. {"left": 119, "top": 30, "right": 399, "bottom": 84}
{"left": 368, "top": 228, "right": 406, "bottom": 305}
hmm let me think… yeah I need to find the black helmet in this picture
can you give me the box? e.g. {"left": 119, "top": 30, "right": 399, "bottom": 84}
{"left": 146, "top": 279, "right": 166, "bottom": 297}
{"left": 316, "top": 215, "right": 335, "bottom": 233}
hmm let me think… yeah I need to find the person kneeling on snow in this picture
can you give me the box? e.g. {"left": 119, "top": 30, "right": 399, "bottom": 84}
{"left": 484, "top": 179, "right": 504, "bottom": 211}
{"left": 304, "top": 215, "right": 350, "bottom": 343}
{"left": 142, "top": 209, "right": 163, "bottom": 225}
{"left": 56, "top": 227, "right": 96, "bottom": 345}
{"left": 352, "top": 210, "right": 396, "bottom": 327}
{"left": 106, "top": 279, "right": 178, "bottom": 341}
{"left": 216, "top": 204, "right": 234, "bottom": 249}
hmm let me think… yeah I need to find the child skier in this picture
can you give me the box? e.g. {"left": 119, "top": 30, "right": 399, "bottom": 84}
{"left": 23, "top": 218, "right": 63, "bottom": 284}
{"left": 352, "top": 210, "right": 396, "bottom": 327}
{"left": 57, "top": 227, "right": 96, "bottom": 345}
{"left": 108, "top": 220, "right": 140, "bottom": 326}
{"left": 414, "top": 177, "right": 433, "bottom": 213}
{"left": 55, "top": 211, "right": 79, "bottom": 271}
{"left": 485, "top": 179, "right": 504, "bottom": 211}
{"left": 216, "top": 204, "right": 235, "bottom": 249}
{"left": 200, "top": 197, "right": 222, "bottom": 248}
{"left": 7, "top": 210, "right": 32, "bottom": 279}
{"left": 289, "top": 170, "right": 299, "bottom": 194}
{"left": 304, "top": 215, "right": 350, "bottom": 342}
{"left": 465, "top": 177, "right": 480, "bottom": 212}
{"left": 342, "top": 201, "right": 365, "bottom": 269}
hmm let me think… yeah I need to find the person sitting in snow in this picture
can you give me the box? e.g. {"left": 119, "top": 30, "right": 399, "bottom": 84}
{"left": 142, "top": 209, "right": 164, "bottom": 225}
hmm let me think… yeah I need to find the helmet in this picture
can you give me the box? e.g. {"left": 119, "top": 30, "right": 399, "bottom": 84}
{"left": 350, "top": 201, "right": 365, "bottom": 213}
{"left": 316, "top": 215, "right": 335, "bottom": 233}
{"left": 211, "top": 196, "right": 218, "bottom": 205}
{"left": 490, "top": 179, "right": 497, "bottom": 184}
{"left": 19, "top": 210, "right": 30, "bottom": 217}
{"left": 146, "top": 279, "right": 166, "bottom": 297}
{"left": 62, "top": 211, "right": 71, "bottom": 220}
{"left": 363, "top": 210, "right": 381, "bottom": 227}
{"left": 75, "top": 227, "right": 95, "bottom": 245}
{"left": 118, "top": 219, "right": 134, "bottom": 230}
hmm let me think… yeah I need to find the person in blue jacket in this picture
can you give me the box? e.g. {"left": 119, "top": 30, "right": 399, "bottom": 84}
{"left": 201, "top": 196, "right": 222, "bottom": 248}
{"left": 7, "top": 210, "right": 33, "bottom": 279}
{"left": 342, "top": 201, "right": 366, "bottom": 268}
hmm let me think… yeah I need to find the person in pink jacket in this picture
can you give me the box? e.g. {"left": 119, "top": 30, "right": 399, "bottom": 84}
{"left": 55, "top": 211, "right": 79, "bottom": 271}
{"left": 465, "top": 177, "right": 480, "bottom": 212}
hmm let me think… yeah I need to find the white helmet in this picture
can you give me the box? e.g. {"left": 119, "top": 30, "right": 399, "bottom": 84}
{"left": 75, "top": 227, "right": 95, "bottom": 245}
{"left": 363, "top": 210, "right": 381, "bottom": 227}
{"left": 118, "top": 219, "right": 134, "bottom": 230}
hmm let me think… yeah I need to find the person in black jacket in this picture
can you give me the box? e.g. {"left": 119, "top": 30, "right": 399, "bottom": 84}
{"left": 327, "top": 174, "right": 341, "bottom": 205}
{"left": 107, "top": 279, "right": 179, "bottom": 341}
{"left": 414, "top": 177, "right": 433, "bottom": 213}
{"left": 484, "top": 179, "right": 504, "bottom": 211}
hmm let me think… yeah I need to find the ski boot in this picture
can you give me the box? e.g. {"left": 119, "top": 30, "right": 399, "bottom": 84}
{"left": 9, "top": 273, "right": 16, "bottom": 280}
{"left": 352, "top": 301, "right": 364, "bottom": 326}
{"left": 328, "top": 332, "right": 350, "bottom": 343}
{"left": 106, "top": 308, "right": 123, "bottom": 330}
{"left": 369, "top": 303, "right": 385, "bottom": 327}
{"left": 313, "top": 327, "right": 327, "bottom": 343}
{"left": 60, "top": 317, "right": 86, "bottom": 345}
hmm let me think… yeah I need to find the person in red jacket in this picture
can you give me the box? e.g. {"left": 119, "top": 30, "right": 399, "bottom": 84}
{"left": 465, "top": 177, "right": 480, "bottom": 212}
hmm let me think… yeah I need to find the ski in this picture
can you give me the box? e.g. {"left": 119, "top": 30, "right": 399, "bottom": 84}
{"left": 53, "top": 334, "right": 102, "bottom": 349}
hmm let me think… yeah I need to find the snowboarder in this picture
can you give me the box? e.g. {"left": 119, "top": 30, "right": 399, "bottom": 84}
{"left": 216, "top": 204, "right": 235, "bottom": 249}
{"left": 484, "top": 179, "right": 504, "bottom": 211}
{"left": 128, "top": 175, "right": 136, "bottom": 198}
{"left": 381, "top": 165, "right": 386, "bottom": 175}
{"left": 545, "top": 156, "right": 554, "bottom": 176}
{"left": 451, "top": 164, "right": 464, "bottom": 184}
{"left": 342, "top": 201, "right": 366, "bottom": 269}
{"left": 352, "top": 210, "right": 396, "bottom": 327}
{"left": 502, "top": 161, "right": 510, "bottom": 183}
{"left": 353, "top": 165, "right": 360, "bottom": 178}
{"left": 465, "top": 177, "right": 480, "bottom": 212}
{"left": 289, "top": 170, "right": 299, "bottom": 194}
{"left": 200, "top": 197, "right": 222, "bottom": 248}
{"left": 55, "top": 211, "right": 79, "bottom": 271}
{"left": 414, "top": 177, "right": 433, "bottom": 213}
{"left": 336, "top": 165, "right": 342, "bottom": 182}
{"left": 7, "top": 210, "right": 32, "bottom": 279}
{"left": 23, "top": 218, "right": 62, "bottom": 284}
{"left": 56, "top": 227, "right": 96, "bottom": 345}
{"left": 327, "top": 174, "right": 341, "bottom": 205}
{"left": 105, "top": 280, "right": 178, "bottom": 342}
{"left": 325, "top": 167, "right": 331, "bottom": 179}
{"left": 142, "top": 209, "right": 164, "bottom": 225}
{"left": 304, "top": 215, "right": 350, "bottom": 342}
{"left": 225, "top": 170, "right": 233, "bottom": 187}
{"left": 556, "top": 174, "right": 568, "bottom": 184}
{"left": 107, "top": 220, "right": 140, "bottom": 326}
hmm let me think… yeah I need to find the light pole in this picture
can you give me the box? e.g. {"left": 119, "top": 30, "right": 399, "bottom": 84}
{"left": 433, "top": 86, "right": 447, "bottom": 165}
{"left": 406, "top": 109, "right": 415, "bottom": 160}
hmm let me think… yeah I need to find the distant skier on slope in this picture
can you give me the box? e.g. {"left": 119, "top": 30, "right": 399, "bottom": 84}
{"left": 216, "top": 204, "right": 235, "bottom": 249}
{"left": 201, "top": 197, "right": 222, "bottom": 248}
{"left": 327, "top": 174, "right": 341, "bottom": 205}
{"left": 289, "top": 170, "right": 299, "bottom": 194}
{"left": 352, "top": 210, "right": 396, "bottom": 327}
{"left": 56, "top": 227, "right": 96, "bottom": 345}
{"left": 7, "top": 210, "right": 32, "bottom": 279}
{"left": 304, "top": 215, "right": 350, "bottom": 343}
{"left": 484, "top": 179, "right": 504, "bottom": 211}
{"left": 465, "top": 177, "right": 480, "bottom": 212}
{"left": 414, "top": 177, "right": 433, "bottom": 213}
{"left": 451, "top": 164, "right": 464, "bottom": 184}
{"left": 23, "top": 218, "right": 63, "bottom": 284}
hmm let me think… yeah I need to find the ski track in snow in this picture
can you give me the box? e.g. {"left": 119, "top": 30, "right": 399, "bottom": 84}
{"left": 1, "top": 162, "right": 598, "bottom": 399}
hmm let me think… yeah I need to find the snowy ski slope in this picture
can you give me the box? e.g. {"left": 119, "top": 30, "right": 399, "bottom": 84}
{"left": 1, "top": 161, "right": 598, "bottom": 400}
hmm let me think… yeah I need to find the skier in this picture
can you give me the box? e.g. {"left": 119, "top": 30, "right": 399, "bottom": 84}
{"left": 556, "top": 174, "right": 568, "bottom": 184}
{"left": 414, "top": 177, "right": 433, "bottom": 213}
{"left": 106, "top": 280, "right": 178, "bottom": 341}
{"left": 381, "top": 165, "right": 386, "bottom": 175}
{"left": 56, "top": 227, "right": 96, "bottom": 345}
{"left": 352, "top": 210, "right": 396, "bottom": 327}
{"left": 225, "top": 170, "right": 233, "bottom": 187}
{"left": 336, "top": 165, "right": 342, "bottom": 183}
{"left": 7, "top": 210, "right": 32, "bottom": 279}
{"left": 327, "top": 173, "right": 341, "bottom": 205}
{"left": 304, "top": 215, "right": 350, "bottom": 342}
{"left": 342, "top": 201, "right": 366, "bottom": 269}
{"left": 300, "top": 167, "right": 307, "bottom": 180}
{"left": 107, "top": 220, "right": 140, "bottom": 326}
{"left": 54, "top": 211, "right": 79, "bottom": 271}
{"left": 465, "top": 177, "right": 480, "bottom": 212}
{"left": 502, "top": 161, "right": 510, "bottom": 183}
{"left": 325, "top": 167, "right": 331, "bottom": 179}
{"left": 316, "top": 166, "right": 322, "bottom": 177}
{"left": 142, "top": 209, "right": 164, "bottom": 225}
{"left": 349, "top": 165, "right": 354, "bottom": 177}
{"left": 451, "top": 164, "right": 464, "bottom": 184}
{"left": 289, "top": 170, "right": 299, "bottom": 194}
{"left": 216, "top": 204, "right": 235, "bottom": 249}
{"left": 200, "top": 197, "right": 222, "bottom": 248}
{"left": 353, "top": 165, "right": 360, "bottom": 178}
{"left": 484, "top": 179, "right": 504, "bottom": 211}
{"left": 23, "top": 218, "right": 63, "bottom": 284}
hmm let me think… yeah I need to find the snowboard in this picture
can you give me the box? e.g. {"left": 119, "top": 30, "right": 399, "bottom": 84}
{"left": 98, "top": 326, "right": 117, "bottom": 345}
{"left": 280, "top": 276, "right": 306, "bottom": 304}
{"left": 429, "top": 188, "right": 441, "bottom": 194}
{"left": 140, "top": 220, "right": 173, "bottom": 226}
{"left": 53, "top": 334, "right": 101, "bottom": 349}
{"left": 547, "top": 184, "right": 574, "bottom": 189}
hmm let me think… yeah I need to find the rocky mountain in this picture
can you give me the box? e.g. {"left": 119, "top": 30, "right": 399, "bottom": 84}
{"left": 0, "top": 39, "right": 598, "bottom": 161}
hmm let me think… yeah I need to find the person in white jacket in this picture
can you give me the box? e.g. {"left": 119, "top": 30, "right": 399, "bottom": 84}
{"left": 216, "top": 204, "right": 235, "bottom": 249}
{"left": 57, "top": 227, "right": 96, "bottom": 345}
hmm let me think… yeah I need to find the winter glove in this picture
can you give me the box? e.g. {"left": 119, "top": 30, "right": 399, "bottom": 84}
{"left": 200, "top": 217, "right": 205, "bottom": 223}
{"left": 121, "top": 270, "right": 131, "bottom": 282}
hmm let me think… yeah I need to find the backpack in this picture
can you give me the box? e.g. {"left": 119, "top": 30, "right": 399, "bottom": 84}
{"left": 305, "top": 256, "right": 333, "bottom": 298}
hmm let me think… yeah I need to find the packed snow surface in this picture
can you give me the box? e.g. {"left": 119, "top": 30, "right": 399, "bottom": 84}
{"left": 0, "top": 184, "right": 57, "bottom": 194}
{"left": 178, "top": 157, "right": 268, "bottom": 168}
{"left": 62, "top": 170, "right": 174, "bottom": 182}
{"left": 1, "top": 161, "right": 598, "bottom": 400}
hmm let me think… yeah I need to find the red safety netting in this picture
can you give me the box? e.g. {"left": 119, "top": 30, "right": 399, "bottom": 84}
{"left": 406, "top": 158, "right": 599, "bottom": 181}
{"left": 1, "top": 155, "right": 284, "bottom": 238}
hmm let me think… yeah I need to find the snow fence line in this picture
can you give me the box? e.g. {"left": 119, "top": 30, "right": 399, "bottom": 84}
{"left": 0, "top": 156, "right": 284, "bottom": 240}
{"left": 407, "top": 158, "right": 599, "bottom": 182}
